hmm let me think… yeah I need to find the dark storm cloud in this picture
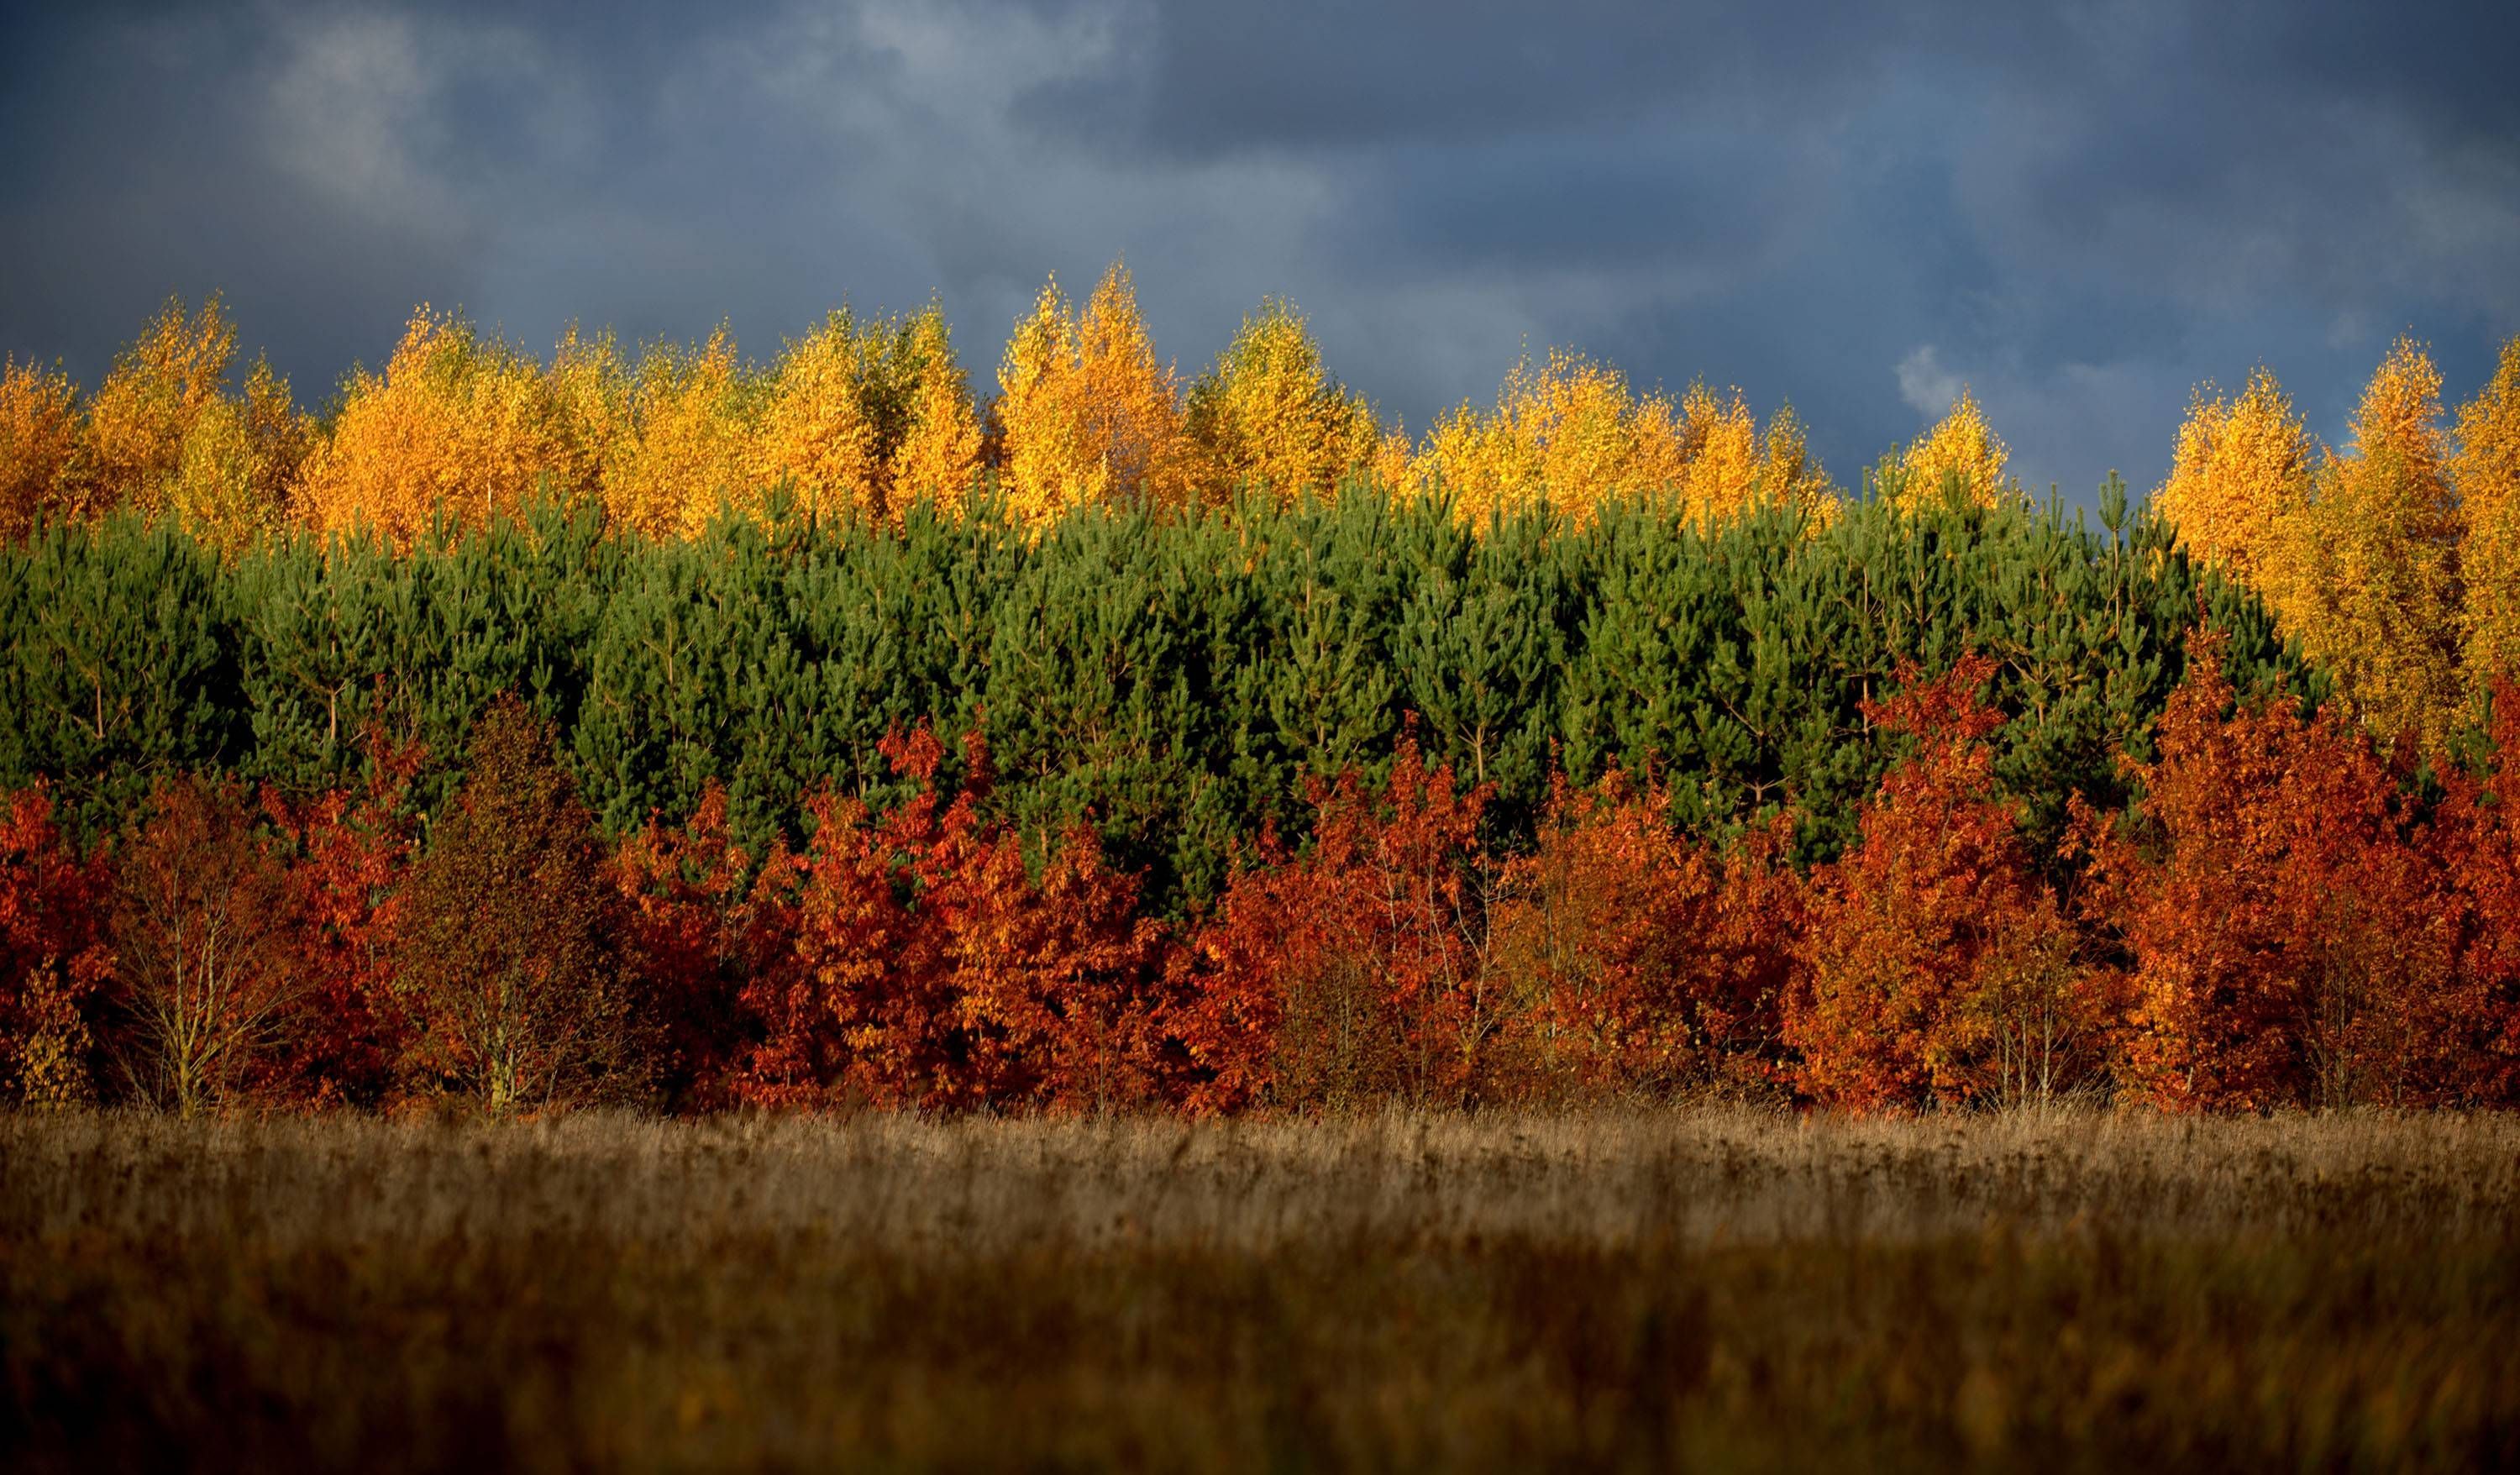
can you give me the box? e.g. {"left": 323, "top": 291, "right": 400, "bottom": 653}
{"left": 2, "top": 0, "right": 2513, "bottom": 497}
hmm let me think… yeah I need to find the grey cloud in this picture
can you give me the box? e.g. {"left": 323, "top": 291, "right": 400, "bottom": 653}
{"left": 1, "top": 0, "right": 2513, "bottom": 501}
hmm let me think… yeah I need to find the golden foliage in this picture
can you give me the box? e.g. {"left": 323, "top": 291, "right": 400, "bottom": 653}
{"left": 1414, "top": 349, "right": 1661, "bottom": 523}
{"left": 0, "top": 358, "right": 81, "bottom": 541}
{"left": 297, "top": 307, "right": 598, "bottom": 544}
{"left": 2153, "top": 369, "right": 2313, "bottom": 587}
{"left": 81, "top": 295, "right": 239, "bottom": 524}
{"left": 1413, "top": 352, "right": 1828, "bottom": 527}
{"left": 602, "top": 328, "right": 755, "bottom": 538}
{"left": 1670, "top": 384, "right": 1833, "bottom": 528}
{"left": 887, "top": 306, "right": 985, "bottom": 514}
{"left": 1889, "top": 388, "right": 2014, "bottom": 512}
{"left": 737, "top": 302, "right": 987, "bottom": 526}
{"left": 748, "top": 310, "right": 885, "bottom": 524}
{"left": 997, "top": 264, "right": 1189, "bottom": 527}
{"left": 2456, "top": 338, "right": 2520, "bottom": 694}
{"left": 2272, "top": 338, "right": 2464, "bottom": 750}
{"left": 161, "top": 355, "right": 312, "bottom": 555}
{"left": 1184, "top": 299, "right": 1390, "bottom": 507}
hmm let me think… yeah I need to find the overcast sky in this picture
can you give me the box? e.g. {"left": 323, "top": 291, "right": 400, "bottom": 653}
{"left": 3, "top": 0, "right": 2515, "bottom": 499}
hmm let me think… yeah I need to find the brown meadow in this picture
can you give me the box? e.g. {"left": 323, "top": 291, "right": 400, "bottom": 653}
{"left": 5, "top": 1105, "right": 2515, "bottom": 1472}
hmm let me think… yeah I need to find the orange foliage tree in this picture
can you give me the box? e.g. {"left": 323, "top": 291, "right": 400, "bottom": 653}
{"left": 2082, "top": 633, "right": 2458, "bottom": 1110}
{"left": 1170, "top": 741, "right": 1494, "bottom": 1112}
{"left": 106, "top": 774, "right": 302, "bottom": 1116}
{"left": 2416, "top": 676, "right": 2520, "bottom": 1105}
{"left": 996, "top": 263, "right": 1191, "bottom": 525}
{"left": 0, "top": 785, "right": 113, "bottom": 1105}
{"left": 260, "top": 732, "right": 424, "bottom": 1107}
{"left": 0, "top": 357, "right": 83, "bottom": 541}
{"left": 1784, "top": 658, "right": 2106, "bottom": 1112}
{"left": 732, "top": 728, "right": 1162, "bottom": 1112}
{"left": 1486, "top": 774, "right": 1799, "bottom": 1099}
{"left": 617, "top": 780, "right": 806, "bottom": 1110}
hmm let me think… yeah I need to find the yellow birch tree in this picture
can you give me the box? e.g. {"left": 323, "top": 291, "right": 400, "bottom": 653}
{"left": 1887, "top": 389, "right": 2016, "bottom": 513}
{"left": 748, "top": 309, "right": 885, "bottom": 525}
{"left": 2273, "top": 338, "right": 2464, "bottom": 750}
{"left": 1184, "top": 299, "right": 1390, "bottom": 507}
{"left": 0, "top": 358, "right": 81, "bottom": 541}
{"left": 81, "top": 295, "right": 239, "bottom": 522}
{"left": 887, "top": 305, "right": 985, "bottom": 514}
{"left": 2152, "top": 369, "right": 2314, "bottom": 590}
{"left": 297, "top": 307, "right": 596, "bottom": 543}
{"left": 2454, "top": 336, "right": 2520, "bottom": 696}
{"left": 996, "top": 263, "right": 1189, "bottom": 527}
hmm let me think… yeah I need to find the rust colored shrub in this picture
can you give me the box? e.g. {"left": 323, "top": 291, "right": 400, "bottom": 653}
{"left": 2087, "top": 634, "right": 2457, "bottom": 1110}
{"left": 107, "top": 775, "right": 301, "bottom": 1115}
{"left": 1173, "top": 742, "right": 1494, "bottom": 1113}
{"left": 1784, "top": 658, "right": 2110, "bottom": 1113}
{"left": 0, "top": 785, "right": 113, "bottom": 1104}
{"left": 909, "top": 800, "right": 1163, "bottom": 1113}
{"left": 617, "top": 780, "right": 801, "bottom": 1110}
{"left": 396, "top": 697, "right": 643, "bottom": 1113}
{"left": 260, "top": 732, "right": 423, "bottom": 1108}
{"left": 1487, "top": 774, "right": 1798, "bottom": 1100}
{"left": 2415, "top": 675, "right": 2520, "bottom": 1105}
{"left": 732, "top": 729, "right": 1162, "bottom": 1113}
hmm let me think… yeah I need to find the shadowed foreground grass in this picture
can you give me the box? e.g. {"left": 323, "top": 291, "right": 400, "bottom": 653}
{"left": 4, "top": 1108, "right": 2517, "bottom": 1472}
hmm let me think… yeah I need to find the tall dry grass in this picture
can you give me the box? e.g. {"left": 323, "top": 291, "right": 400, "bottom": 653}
{"left": 5, "top": 1106, "right": 2517, "bottom": 1471}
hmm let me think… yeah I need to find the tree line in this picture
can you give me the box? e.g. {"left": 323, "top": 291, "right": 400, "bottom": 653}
{"left": 5, "top": 637, "right": 2516, "bottom": 1119}
{"left": 7, "top": 271, "right": 2513, "bottom": 758}
{"left": 0, "top": 486, "right": 2294, "bottom": 899}
{"left": 4, "top": 270, "right": 2518, "bottom": 1116}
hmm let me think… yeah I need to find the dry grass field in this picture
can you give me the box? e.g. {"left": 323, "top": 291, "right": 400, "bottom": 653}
{"left": 5, "top": 1107, "right": 2517, "bottom": 1472}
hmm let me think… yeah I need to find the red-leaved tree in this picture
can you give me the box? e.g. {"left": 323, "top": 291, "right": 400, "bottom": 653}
{"left": 735, "top": 728, "right": 1163, "bottom": 1113}
{"left": 1487, "top": 773, "right": 1798, "bottom": 1100}
{"left": 1785, "top": 657, "right": 2109, "bottom": 1113}
{"left": 2084, "top": 633, "right": 2456, "bottom": 1110}
{"left": 1171, "top": 740, "right": 1494, "bottom": 1113}
{"left": 260, "top": 730, "right": 423, "bottom": 1107}
{"left": 2410, "top": 675, "right": 2520, "bottom": 1105}
{"left": 0, "top": 784, "right": 113, "bottom": 1105}
{"left": 617, "top": 781, "right": 798, "bottom": 1111}
{"left": 108, "top": 775, "right": 302, "bottom": 1116}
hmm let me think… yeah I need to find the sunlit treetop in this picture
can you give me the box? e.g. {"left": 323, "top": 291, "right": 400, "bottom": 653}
{"left": 1184, "top": 298, "right": 1394, "bottom": 508}
{"left": 2274, "top": 337, "right": 2463, "bottom": 751}
{"left": 83, "top": 294, "right": 239, "bottom": 522}
{"left": 2153, "top": 367, "right": 2313, "bottom": 587}
{"left": 1888, "top": 388, "right": 2014, "bottom": 513}
{"left": 748, "top": 308, "right": 886, "bottom": 526}
{"left": 886, "top": 305, "right": 985, "bottom": 514}
{"left": 0, "top": 358, "right": 81, "bottom": 542}
{"left": 2454, "top": 338, "right": 2520, "bottom": 693}
{"left": 1413, "top": 349, "right": 1677, "bottom": 523}
{"left": 297, "top": 306, "right": 596, "bottom": 544}
{"left": 997, "top": 264, "right": 1191, "bottom": 528}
